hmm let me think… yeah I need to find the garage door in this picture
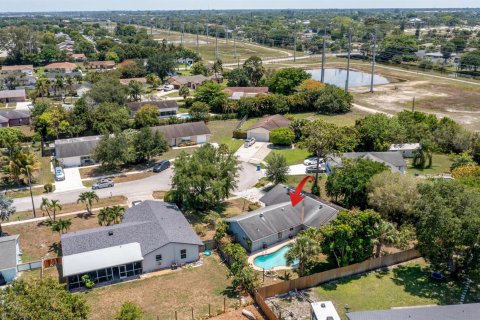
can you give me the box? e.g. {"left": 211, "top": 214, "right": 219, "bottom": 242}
{"left": 247, "top": 131, "right": 269, "bottom": 142}
{"left": 197, "top": 135, "right": 207, "bottom": 144}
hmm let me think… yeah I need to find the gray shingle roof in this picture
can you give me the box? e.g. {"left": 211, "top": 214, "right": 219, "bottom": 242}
{"left": 0, "top": 89, "right": 26, "bottom": 99}
{"left": 248, "top": 114, "right": 291, "bottom": 132}
{"left": 152, "top": 121, "right": 211, "bottom": 140}
{"left": 0, "top": 234, "right": 19, "bottom": 271}
{"left": 346, "top": 303, "right": 480, "bottom": 320}
{"left": 169, "top": 75, "right": 208, "bottom": 85}
{"left": 61, "top": 201, "right": 203, "bottom": 257}
{"left": 228, "top": 185, "right": 338, "bottom": 242}
{"left": 328, "top": 152, "right": 407, "bottom": 173}
{"left": 0, "top": 109, "right": 30, "bottom": 120}
{"left": 54, "top": 135, "right": 103, "bottom": 159}
{"left": 127, "top": 100, "right": 179, "bottom": 113}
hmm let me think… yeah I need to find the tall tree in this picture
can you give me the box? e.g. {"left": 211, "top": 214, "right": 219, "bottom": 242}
{"left": 285, "top": 229, "right": 320, "bottom": 277}
{"left": 265, "top": 153, "right": 289, "bottom": 185}
{"left": 373, "top": 220, "right": 400, "bottom": 258}
{"left": 77, "top": 191, "right": 99, "bottom": 216}
{"left": 243, "top": 56, "right": 265, "bottom": 86}
{"left": 134, "top": 105, "right": 160, "bottom": 128}
{"left": 193, "top": 81, "right": 228, "bottom": 113}
{"left": 147, "top": 52, "right": 176, "bottom": 81}
{"left": 92, "top": 133, "right": 132, "bottom": 169}
{"left": 127, "top": 80, "right": 144, "bottom": 102}
{"left": 0, "top": 278, "right": 89, "bottom": 320}
{"left": 267, "top": 67, "right": 310, "bottom": 95}
{"left": 133, "top": 128, "right": 168, "bottom": 162}
{"left": 413, "top": 139, "right": 435, "bottom": 169}
{"left": 0, "top": 194, "right": 15, "bottom": 236}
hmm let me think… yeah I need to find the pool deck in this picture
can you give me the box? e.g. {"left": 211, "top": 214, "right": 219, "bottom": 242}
{"left": 248, "top": 239, "right": 298, "bottom": 272}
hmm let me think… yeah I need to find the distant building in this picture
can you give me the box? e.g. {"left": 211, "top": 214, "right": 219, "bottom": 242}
{"left": 346, "top": 303, "right": 480, "bottom": 320}
{"left": 0, "top": 109, "right": 30, "bottom": 127}
{"left": 71, "top": 53, "right": 87, "bottom": 62}
{"left": 246, "top": 114, "right": 291, "bottom": 142}
{"left": 0, "top": 235, "right": 21, "bottom": 285}
{"left": 327, "top": 152, "right": 407, "bottom": 174}
{"left": 168, "top": 75, "right": 223, "bottom": 90}
{"left": 311, "top": 301, "right": 341, "bottom": 320}
{"left": 152, "top": 121, "right": 211, "bottom": 147}
{"left": 224, "top": 87, "right": 269, "bottom": 100}
{"left": 0, "top": 89, "right": 27, "bottom": 103}
{"left": 119, "top": 78, "right": 148, "bottom": 86}
{"left": 84, "top": 60, "right": 116, "bottom": 71}
{"left": 61, "top": 201, "right": 203, "bottom": 290}
{"left": 389, "top": 143, "right": 420, "bottom": 158}
{"left": 127, "top": 100, "right": 178, "bottom": 118}
{"left": 45, "top": 62, "right": 78, "bottom": 73}
{"left": 1, "top": 65, "right": 34, "bottom": 76}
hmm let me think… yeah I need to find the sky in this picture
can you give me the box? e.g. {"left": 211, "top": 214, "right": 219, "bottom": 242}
{"left": 1, "top": 0, "right": 479, "bottom": 12}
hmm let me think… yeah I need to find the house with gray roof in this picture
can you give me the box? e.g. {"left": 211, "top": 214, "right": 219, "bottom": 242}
{"left": 226, "top": 184, "right": 339, "bottom": 252}
{"left": 346, "top": 303, "right": 480, "bottom": 320}
{"left": 54, "top": 135, "right": 103, "bottom": 167}
{"left": 0, "top": 109, "right": 30, "bottom": 127}
{"left": 246, "top": 114, "right": 291, "bottom": 142}
{"left": 0, "top": 234, "right": 21, "bottom": 285}
{"left": 61, "top": 201, "right": 203, "bottom": 290}
{"left": 0, "top": 89, "right": 26, "bottom": 103}
{"left": 327, "top": 152, "right": 407, "bottom": 174}
{"left": 127, "top": 100, "right": 179, "bottom": 118}
{"left": 152, "top": 121, "right": 211, "bottom": 147}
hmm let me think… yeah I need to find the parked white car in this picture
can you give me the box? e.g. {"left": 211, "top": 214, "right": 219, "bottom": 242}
{"left": 164, "top": 85, "right": 174, "bottom": 91}
{"left": 54, "top": 167, "right": 65, "bottom": 181}
{"left": 244, "top": 137, "right": 256, "bottom": 148}
{"left": 304, "top": 157, "right": 324, "bottom": 166}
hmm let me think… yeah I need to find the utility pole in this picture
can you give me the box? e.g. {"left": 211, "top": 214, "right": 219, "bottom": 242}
{"left": 412, "top": 96, "right": 416, "bottom": 112}
{"left": 26, "top": 166, "right": 36, "bottom": 218}
{"left": 345, "top": 30, "right": 352, "bottom": 92}
{"left": 196, "top": 25, "right": 200, "bottom": 54}
{"left": 181, "top": 22, "right": 184, "bottom": 46}
{"left": 206, "top": 21, "right": 209, "bottom": 45}
{"left": 215, "top": 30, "right": 219, "bottom": 60}
{"left": 225, "top": 26, "right": 228, "bottom": 44}
{"left": 321, "top": 28, "right": 326, "bottom": 83}
{"left": 293, "top": 17, "right": 297, "bottom": 63}
{"left": 370, "top": 29, "right": 377, "bottom": 93}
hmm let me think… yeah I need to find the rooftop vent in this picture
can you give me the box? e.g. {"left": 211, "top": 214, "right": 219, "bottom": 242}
{"left": 108, "top": 231, "right": 113, "bottom": 236}
{"left": 321, "top": 303, "right": 326, "bottom": 308}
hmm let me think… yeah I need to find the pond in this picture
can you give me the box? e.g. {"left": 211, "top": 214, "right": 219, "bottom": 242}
{"left": 307, "top": 68, "right": 390, "bottom": 88}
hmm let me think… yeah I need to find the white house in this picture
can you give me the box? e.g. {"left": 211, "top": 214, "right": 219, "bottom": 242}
{"left": 327, "top": 152, "right": 407, "bottom": 174}
{"left": 61, "top": 201, "right": 203, "bottom": 290}
{"left": 389, "top": 143, "right": 420, "bottom": 158}
{"left": 311, "top": 301, "right": 341, "bottom": 320}
{"left": 0, "top": 235, "right": 21, "bottom": 285}
{"left": 54, "top": 135, "right": 103, "bottom": 167}
{"left": 246, "top": 114, "right": 291, "bottom": 142}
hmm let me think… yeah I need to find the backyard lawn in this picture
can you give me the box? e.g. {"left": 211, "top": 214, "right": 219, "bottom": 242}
{"left": 83, "top": 255, "right": 240, "bottom": 320}
{"left": 405, "top": 153, "right": 452, "bottom": 176}
{"left": 265, "top": 148, "right": 311, "bottom": 165}
{"left": 208, "top": 119, "right": 244, "bottom": 152}
{"left": 314, "top": 261, "right": 480, "bottom": 319}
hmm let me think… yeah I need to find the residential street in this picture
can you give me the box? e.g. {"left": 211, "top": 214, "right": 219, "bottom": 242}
{"left": 12, "top": 162, "right": 263, "bottom": 212}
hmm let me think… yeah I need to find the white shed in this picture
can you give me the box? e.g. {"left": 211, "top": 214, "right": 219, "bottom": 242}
{"left": 389, "top": 143, "right": 420, "bottom": 158}
{"left": 246, "top": 114, "right": 291, "bottom": 142}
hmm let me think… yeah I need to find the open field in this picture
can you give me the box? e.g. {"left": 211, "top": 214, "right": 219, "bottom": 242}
{"left": 313, "top": 261, "right": 480, "bottom": 319}
{"left": 151, "top": 28, "right": 300, "bottom": 63}
{"left": 83, "top": 254, "right": 241, "bottom": 320}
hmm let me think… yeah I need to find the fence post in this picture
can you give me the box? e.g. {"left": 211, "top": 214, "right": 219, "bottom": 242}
{"left": 209, "top": 303, "right": 211, "bottom": 317}
{"left": 224, "top": 297, "right": 226, "bottom": 313}
{"left": 191, "top": 307, "right": 194, "bottom": 319}
{"left": 175, "top": 311, "right": 177, "bottom": 320}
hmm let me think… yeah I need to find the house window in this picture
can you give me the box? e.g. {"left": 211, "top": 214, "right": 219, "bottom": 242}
{"left": 155, "top": 254, "right": 162, "bottom": 262}
{"left": 180, "top": 249, "right": 187, "bottom": 259}
{"left": 277, "top": 232, "right": 283, "bottom": 240}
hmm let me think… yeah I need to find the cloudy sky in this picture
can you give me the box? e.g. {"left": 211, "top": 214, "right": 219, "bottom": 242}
{"left": 1, "top": 0, "right": 479, "bottom": 12}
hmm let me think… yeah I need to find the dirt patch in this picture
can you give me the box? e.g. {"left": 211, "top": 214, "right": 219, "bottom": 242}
{"left": 266, "top": 289, "right": 318, "bottom": 320}
{"left": 212, "top": 305, "right": 265, "bottom": 320}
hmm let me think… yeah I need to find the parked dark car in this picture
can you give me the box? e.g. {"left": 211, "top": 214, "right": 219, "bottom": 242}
{"left": 305, "top": 165, "right": 326, "bottom": 174}
{"left": 153, "top": 160, "right": 170, "bottom": 173}
{"left": 92, "top": 179, "right": 114, "bottom": 190}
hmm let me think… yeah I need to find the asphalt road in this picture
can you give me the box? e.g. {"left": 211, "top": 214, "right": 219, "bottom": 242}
{"left": 13, "top": 162, "right": 263, "bottom": 212}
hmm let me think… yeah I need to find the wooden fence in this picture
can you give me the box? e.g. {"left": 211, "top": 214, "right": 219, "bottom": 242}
{"left": 253, "top": 249, "right": 421, "bottom": 318}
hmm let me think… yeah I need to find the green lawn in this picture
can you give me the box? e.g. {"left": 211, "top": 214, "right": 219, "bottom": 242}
{"left": 293, "top": 110, "right": 368, "bottom": 127}
{"left": 266, "top": 148, "right": 311, "bottom": 165}
{"left": 405, "top": 154, "right": 452, "bottom": 176}
{"left": 314, "top": 262, "right": 480, "bottom": 319}
{"left": 208, "top": 119, "right": 243, "bottom": 152}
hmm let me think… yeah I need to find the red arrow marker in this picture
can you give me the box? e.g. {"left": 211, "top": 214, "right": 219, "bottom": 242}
{"left": 289, "top": 175, "right": 314, "bottom": 207}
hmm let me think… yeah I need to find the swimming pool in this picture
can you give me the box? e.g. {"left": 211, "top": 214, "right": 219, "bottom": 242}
{"left": 253, "top": 245, "right": 299, "bottom": 270}
{"left": 177, "top": 113, "right": 192, "bottom": 119}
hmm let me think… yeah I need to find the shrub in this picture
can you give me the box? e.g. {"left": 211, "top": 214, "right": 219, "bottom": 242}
{"left": 81, "top": 274, "right": 95, "bottom": 289}
{"left": 269, "top": 127, "right": 294, "bottom": 146}
{"left": 115, "top": 301, "right": 143, "bottom": 320}
{"left": 163, "top": 190, "right": 178, "bottom": 203}
{"left": 194, "top": 224, "right": 207, "bottom": 236}
{"left": 44, "top": 183, "right": 53, "bottom": 193}
{"left": 232, "top": 130, "right": 247, "bottom": 139}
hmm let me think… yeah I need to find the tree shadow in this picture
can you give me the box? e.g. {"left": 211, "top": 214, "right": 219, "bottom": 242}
{"left": 320, "top": 272, "right": 370, "bottom": 291}
{"left": 221, "top": 285, "right": 240, "bottom": 299}
{"left": 391, "top": 264, "right": 466, "bottom": 305}
{"left": 75, "top": 211, "right": 94, "bottom": 220}
{"left": 48, "top": 241, "right": 62, "bottom": 256}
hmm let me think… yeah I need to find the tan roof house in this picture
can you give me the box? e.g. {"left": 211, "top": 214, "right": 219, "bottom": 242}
{"left": 246, "top": 114, "right": 291, "bottom": 142}
{"left": 1, "top": 65, "right": 34, "bottom": 76}
{"left": 119, "top": 78, "right": 148, "bottom": 86}
{"left": 85, "top": 60, "right": 116, "bottom": 70}
{"left": 224, "top": 87, "right": 269, "bottom": 100}
{"left": 45, "top": 62, "right": 77, "bottom": 73}
{"left": 71, "top": 53, "right": 87, "bottom": 62}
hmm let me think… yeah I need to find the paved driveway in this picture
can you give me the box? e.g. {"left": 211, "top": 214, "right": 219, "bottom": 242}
{"left": 54, "top": 167, "right": 86, "bottom": 193}
{"left": 235, "top": 142, "right": 271, "bottom": 164}
{"left": 289, "top": 164, "right": 308, "bottom": 175}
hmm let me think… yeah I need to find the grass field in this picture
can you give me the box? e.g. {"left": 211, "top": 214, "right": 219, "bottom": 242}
{"left": 265, "top": 148, "right": 311, "bottom": 165}
{"left": 405, "top": 153, "right": 452, "bottom": 176}
{"left": 314, "top": 261, "right": 480, "bottom": 319}
{"left": 83, "top": 255, "right": 239, "bottom": 320}
{"left": 208, "top": 119, "right": 244, "bottom": 152}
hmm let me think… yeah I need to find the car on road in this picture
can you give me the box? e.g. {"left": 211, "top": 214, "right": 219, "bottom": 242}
{"left": 152, "top": 160, "right": 171, "bottom": 173}
{"left": 305, "top": 165, "right": 326, "bottom": 174}
{"left": 54, "top": 167, "right": 65, "bottom": 181}
{"left": 304, "top": 157, "right": 324, "bottom": 166}
{"left": 92, "top": 179, "right": 114, "bottom": 190}
{"left": 244, "top": 137, "right": 256, "bottom": 148}
{"left": 131, "top": 200, "right": 142, "bottom": 206}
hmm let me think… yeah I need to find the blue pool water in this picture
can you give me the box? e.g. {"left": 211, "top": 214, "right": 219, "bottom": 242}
{"left": 177, "top": 113, "right": 192, "bottom": 119}
{"left": 253, "top": 245, "right": 299, "bottom": 270}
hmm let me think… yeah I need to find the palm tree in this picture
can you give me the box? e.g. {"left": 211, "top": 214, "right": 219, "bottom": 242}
{"left": 110, "top": 206, "right": 125, "bottom": 224}
{"left": 98, "top": 206, "right": 125, "bottom": 226}
{"left": 40, "top": 198, "right": 52, "bottom": 220}
{"left": 55, "top": 76, "right": 65, "bottom": 97}
{"left": 413, "top": 139, "right": 434, "bottom": 169}
{"left": 0, "top": 194, "right": 15, "bottom": 236}
{"left": 50, "top": 199, "right": 62, "bottom": 222}
{"left": 65, "top": 75, "right": 74, "bottom": 96}
{"left": 77, "top": 191, "right": 99, "bottom": 216}
{"left": 127, "top": 80, "right": 143, "bottom": 102}
{"left": 285, "top": 231, "right": 320, "bottom": 277}
{"left": 374, "top": 220, "right": 400, "bottom": 258}
{"left": 4, "top": 149, "right": 40, "bottom": 185}
{"left": 51, "top": 218, "right": 72, "bottom": 234}
{"left": 179, "top": 86, "right": 190, "bottom": 99}
{"left": 97, "top": 207, "right": 112, "bottom": 226}
{"left": 212, "top": 59, "right": 223, "bottom": 80}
